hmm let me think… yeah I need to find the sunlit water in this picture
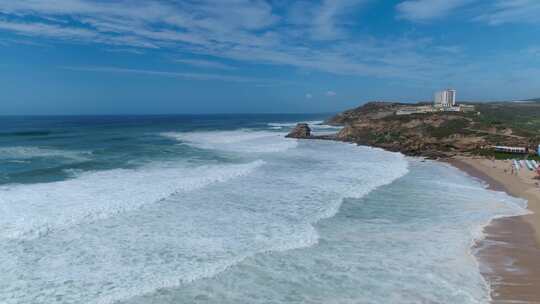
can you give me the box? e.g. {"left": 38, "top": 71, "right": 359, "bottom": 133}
{"left": 0, "top": 115, "right": 527, "bottom": 304}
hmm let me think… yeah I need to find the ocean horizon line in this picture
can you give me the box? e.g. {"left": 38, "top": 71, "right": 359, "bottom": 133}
{"left": 0, "top": 112, "right": 337, "bottom": 117}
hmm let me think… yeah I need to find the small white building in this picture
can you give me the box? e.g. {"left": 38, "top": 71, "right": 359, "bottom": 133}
{"left": 494, "top": 146, "right": 527, "bottom": 154}
{"left": 434, "top": 89, "right": 457, "bottom": 108}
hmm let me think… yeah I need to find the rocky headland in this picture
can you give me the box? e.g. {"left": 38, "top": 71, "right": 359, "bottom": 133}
{"left": 287, "top": 101, "right": 540, "bottom": 159}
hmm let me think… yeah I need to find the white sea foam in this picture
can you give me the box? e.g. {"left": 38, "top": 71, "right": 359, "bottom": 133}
{"left": 0, "top": 138, "right": 409, "bottom": 304}
{"left": 127, "top": 159, "right": 526, "bottom": 304}
{"left": 1, "top": 131, "right": 528, "bottom": 304}
{"left": 0, "top": 160, "right": 264, "bottom": 239}
{"left": 162, "top": 130, "right": 298, "bottom": 153}
{"left": 268, "top": 120, "right": 341, "bottom": 130}
{"left": 267, "top": 120, "right": 324, "bottom": 128}
{"left": 0, "top": 146, "right": 90, "bottom": 161}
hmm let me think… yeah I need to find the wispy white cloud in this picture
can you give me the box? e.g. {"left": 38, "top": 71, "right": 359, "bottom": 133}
{"left": 310, "top": 0, "right": 367, "bottom": 40}
{"left": 286, "top": 0, "right": 367, "bottom": 41}
{"left": 0, "top": 19, "right": 158, "bottom": 48}
{"left": 61, "top": 66, "right": 272, "bottom": 83}
{"left": 326, "top": 90, "right": 337, "bottom": 97}
{"left": 397, "top": 0, "right": 540, "bottom": 25}
{"left": 174, "top": 58, "right": 235, "bottom": 70}
{"left": 104, "top": 48, "right": 145, "bottom": 55}
{"left": 0, "top": 0, "right": 478, "bottom": 82}
{"left": 396, "top": 0, "right": 474, "bottom": 22}
{"left": 305, "top": 93, "right": 313, "bottom": 99}
{"left": 474, "top": 0, "right": 540, "bottom": 25}
{"left": 0, "top": 1, "right": 537, "bottom": 102}
{"left": 0, "top": 20, "right": 97, "bottom": 39}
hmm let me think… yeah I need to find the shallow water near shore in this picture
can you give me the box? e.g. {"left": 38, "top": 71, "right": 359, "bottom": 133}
{"left": 0, "top": 115, "right": 528, "bottom": 304}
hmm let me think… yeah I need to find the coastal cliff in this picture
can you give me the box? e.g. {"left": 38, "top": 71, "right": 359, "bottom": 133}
{"left": 322, "top": 101, "right": 540, "bottom": 158}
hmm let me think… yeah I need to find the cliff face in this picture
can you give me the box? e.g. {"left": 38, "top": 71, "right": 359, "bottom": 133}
{"left": 327, "top": 102, "right": 533, "bottom": 158}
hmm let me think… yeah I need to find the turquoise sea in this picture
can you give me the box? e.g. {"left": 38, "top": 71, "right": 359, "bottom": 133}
{"left": 0, "top": 115, "right": 528, "bottom": 304}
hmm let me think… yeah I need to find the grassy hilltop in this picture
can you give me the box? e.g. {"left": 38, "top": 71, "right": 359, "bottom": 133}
{"left": 473, "top": 101, "right": 540, "bottom": 137}
{"left": 326, "top": 100, "right": 540, "bottom": 159}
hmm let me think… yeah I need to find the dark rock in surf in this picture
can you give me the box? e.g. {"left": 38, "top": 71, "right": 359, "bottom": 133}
{"left": 286, "top": 123, "right": 311, "bottom": 138}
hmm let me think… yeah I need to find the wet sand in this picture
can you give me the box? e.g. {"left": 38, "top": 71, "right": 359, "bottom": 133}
{"left": 448, "top": 157, "right": 540, "bottom": 303}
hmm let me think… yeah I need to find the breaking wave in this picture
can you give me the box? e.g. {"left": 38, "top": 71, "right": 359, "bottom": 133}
{"left": 0, "top": 146, "right": 89, "bottom": 161}
{"left": 0, "top": 160, "right": 264, "bottom": 239}
{"left": 162, "top": 130, "right": 298, "bottom": 153}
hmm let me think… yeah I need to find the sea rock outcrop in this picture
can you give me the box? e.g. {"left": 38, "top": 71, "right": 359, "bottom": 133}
{"left": 286, "top": 123, "right": 311, "bottom": 138}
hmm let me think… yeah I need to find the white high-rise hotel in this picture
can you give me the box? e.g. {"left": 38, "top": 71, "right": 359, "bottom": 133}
{"left": 434, "top": 89, "right": 456, "bottom": 107}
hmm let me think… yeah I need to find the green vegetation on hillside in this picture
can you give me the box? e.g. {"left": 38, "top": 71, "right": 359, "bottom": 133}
{"left": 473, "top": 102, "right": 540, "bottom": 138}
{"left": 426, "top": 118, "right": 471, "bottom": 139}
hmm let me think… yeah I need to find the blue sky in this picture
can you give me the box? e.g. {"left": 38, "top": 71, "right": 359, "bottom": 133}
{"left": 0, "top": 0, "right": 539, "bottom": 114}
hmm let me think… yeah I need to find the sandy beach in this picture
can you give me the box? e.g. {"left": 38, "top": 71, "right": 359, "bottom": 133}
{"left": 449, "top": 157, "right": 540, "bottom": 303}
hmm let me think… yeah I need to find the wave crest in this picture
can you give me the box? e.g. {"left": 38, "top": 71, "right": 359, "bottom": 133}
{"left": 0, "top": 146, "right": 90, "bottom": 161}
{"left": 162, "top": 130, "right": 298, "bottom": 153}
{"left": 0, "top": 160, "right": 264, "bottom": 239}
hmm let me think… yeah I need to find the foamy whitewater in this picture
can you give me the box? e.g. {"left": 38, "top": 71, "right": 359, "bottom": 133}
{"left": 0, "top": 115, "right": 528, "bottom": 304}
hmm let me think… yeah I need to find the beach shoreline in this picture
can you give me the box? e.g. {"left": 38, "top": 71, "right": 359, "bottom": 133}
{"left": 446, "top": 157, "right": 540, "bottom": 303}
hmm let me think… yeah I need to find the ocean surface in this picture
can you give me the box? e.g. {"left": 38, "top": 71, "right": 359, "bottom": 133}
{"left": 0, "top": 115, "right": 529, "bottom": 304}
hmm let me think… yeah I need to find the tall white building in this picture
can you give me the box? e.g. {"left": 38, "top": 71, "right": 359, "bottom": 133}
{"left": 434, "top": 89, "right": 456, "bottom": 107}
{"left": 447, "top": 89, "right": 456, "bottom": 106}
